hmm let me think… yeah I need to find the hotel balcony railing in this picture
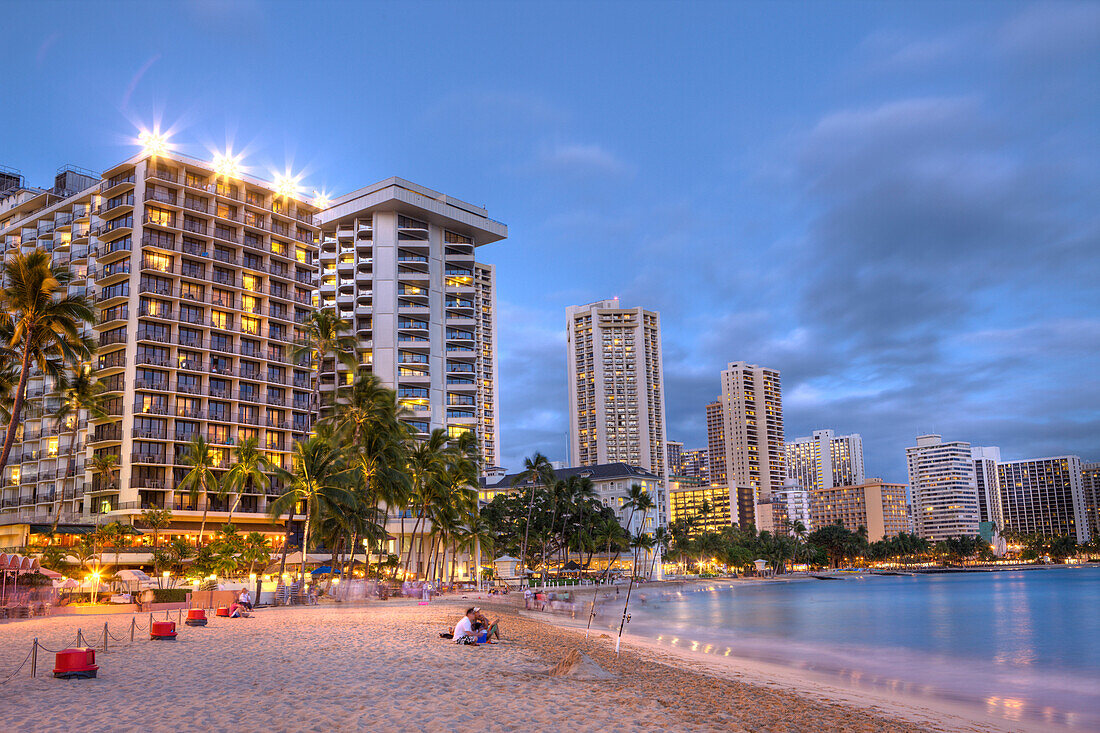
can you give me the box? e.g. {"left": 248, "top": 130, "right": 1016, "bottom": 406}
{"left": 183, "top": 220, "right": 209, "bottom": 235}
{"left": 141, "top": 234, "right": 177, "bottom": 250}
{"left": 146, "top": 168, "right": 178, "bottom": 183}
{"left": 133, "top": 378, "right": 169, "bottom": 391}
{"left": 131, "top": 453, "right": 169, "bottom": 465}
{"left": 143, "top": 213, "right": 177, "bottom": 229}
{"left": 131, "top": 428, "right": 168, "bottom": 440}
{"left": 176, "top": 382, "right": 203, "bottom": 395}
{"left": 133, "top": 402, "right": 170, "bottom": 415}
{"left": 144, "top": 190, "right": 178, "bottom": 206}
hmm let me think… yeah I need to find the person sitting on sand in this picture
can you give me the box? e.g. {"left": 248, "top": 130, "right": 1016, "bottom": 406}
{"left": 228, "top": 602, "right": 250, "bottom": 618}
{"left": 453, "top": 607, "right": 478, "bottom": 643}
{"left": 471, "top": 607, "right": 501, "bottom": 640}
{"left": 238, "top": 588, "right": 253, "bottom": 611}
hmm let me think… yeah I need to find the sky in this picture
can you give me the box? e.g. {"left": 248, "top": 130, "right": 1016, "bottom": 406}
{"left": 2, "top": 1, "right": 1098, "bottom": 481}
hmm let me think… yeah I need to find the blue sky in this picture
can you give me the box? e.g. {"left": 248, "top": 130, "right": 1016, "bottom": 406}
{"left": 3, "top": 1, "right": 1098, "bottom": 480}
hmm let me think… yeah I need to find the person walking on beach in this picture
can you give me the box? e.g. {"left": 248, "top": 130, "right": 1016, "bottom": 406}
{"left": 524, "top": 588, "right": 532, "bottom": 609}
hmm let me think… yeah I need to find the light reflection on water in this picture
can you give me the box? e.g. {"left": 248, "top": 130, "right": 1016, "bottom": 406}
{"left": 620, "top": 567, "right": 1100, "bottom": 730}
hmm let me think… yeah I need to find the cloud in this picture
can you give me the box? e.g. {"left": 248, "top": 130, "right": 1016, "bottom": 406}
{"left": 1000, "top": 1, "right": 1100, "bottom": 58}
{"left": 535, "top": 143, "right": 630, "bottom": 176}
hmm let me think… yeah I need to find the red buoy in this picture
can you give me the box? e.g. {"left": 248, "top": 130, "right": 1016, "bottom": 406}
{"left": 184, "top": 608, "right": 208, "bottom": 627}
{"left": 215, "top": 606, "right": 229, "bottom": 617}
{"left": 53, "top": 648, "right": 98, "bottom": 679}
{"left": 150, "top": 621, "right": 177, "bottom": 640}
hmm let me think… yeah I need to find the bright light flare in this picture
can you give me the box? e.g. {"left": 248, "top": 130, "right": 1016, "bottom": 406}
{"left": 273, "top": 172, "right": 302, "bottom": 199}
{"left": 138, "top": 128, "right": 171, "bottom": 157}
{"left": 213, "top": 151, "right": 243, "bottom": 179}
{"left": 312, "top": 190, "right": 331, "bottom": 210}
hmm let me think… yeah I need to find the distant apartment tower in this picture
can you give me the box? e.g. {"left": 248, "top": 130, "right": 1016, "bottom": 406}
{"left": 666, "top": 440, "right": 684, "bottom": 476}
{"left": 0, "top": 151, "right": 320, "bottom": 542}
{"left": 997, "top": 456, "right": 1090, "bottom": 544}
{"left": 971, "top": 446, "right": 1003, "bottom": 527}
{"left": 810, "top": 478, "right": 909, "bottom": 542}
{"left": 681, "top": 448, "right": 709, "bottom": 483}
{"left": 905, "top": 435, "right": 980, "bottom": 540}
{"left": 773, "top": 479, "right": 813, "bottom": 533}
{"left": 785, "top": 430, "right": 865, "bottom": 492}
{"left": 566, "top": 298, "right": 668, "bottom": 520}
{"left": 317, "top": 179, "right": 506, "bottom": 471}
{"left": 706, "top": 362, "right": 784, "bottom": 530}
{"left": 1083, "top": 462, "right": 1100, "bottom": 541}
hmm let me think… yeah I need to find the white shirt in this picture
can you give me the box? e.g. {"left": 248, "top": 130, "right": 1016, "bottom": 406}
{"left": 453, "top": 615, "right": 473, "bottom": 639}
{"left": 239, "top": 590, "right": 251, "bottom": 602}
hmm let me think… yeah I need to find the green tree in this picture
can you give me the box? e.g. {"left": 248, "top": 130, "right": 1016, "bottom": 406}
{"left": 0, "top": 249, "right": 95, "bottom": 475}
{"left": 178, "top": 435, "right": 221, "bottom": 546}
{"left": 138, "top": 507, "right": 173, "bottom": 549}
{"left": 292, "top": 308, "right": 357, "bottom": 428}
{"left": 49, "top": 364, "right": 105, "bottom": 532}
{"left": 223, "top": 438, "right": 272, "bottom": 525}
{"left": 241, "top": 532, "right": 273, "bottom": 577}
{"left": 512, "top": 452, "right": 556, "bottom": 576}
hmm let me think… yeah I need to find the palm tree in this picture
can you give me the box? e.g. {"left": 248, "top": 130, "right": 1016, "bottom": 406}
{"left": 512, "top": 452, "right": 555, "bottom": 576}
{"left": 49, "top": 364, "right": 105, "bottom": 532}
{"left": 594, "top": 516, "right": 629, "bottom": 582}
{"left": 0, "top": 249, "right": 95, "bottom": 475}
{"left": 138, "top": 507, "right": 173, "bottom": 549}
{"left": 241, "top": 532, "right": 272, "bottom": 577}
{"left": 96, "top": 521, "right": 127, "bottom": 573}
{"left": 291, "top": 308, "right": 357, "bottom": 427}
{"left": 223, "top": 438, "right": 272, "bottom": 525}
{"left": 178, "top": 435, "right": 220, "bottom": 546}
{"left": 267, "top": 430, "right": 357, "bottom": 591}
{"left": 90, "top": 453, "right": 119, "bottom": 492}
{"left": 73, "top": 534, "right": 96, "bottom": 573}
{"left": 648, "top": 526, "right": 670, "bottom": 579}
{"left": 402, "top": 429, "right": 449, "bottom": 576}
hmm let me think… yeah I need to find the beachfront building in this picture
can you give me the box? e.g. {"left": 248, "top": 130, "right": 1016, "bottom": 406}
{"left": 772, "top": 479, "right": 813, "bottom": 533}
{"left": 316, "top": 178, "right": 506, "bottom": 472}
{"left": 810, "top": 478, "right": 909, "bottom": 542}
{"left": 566, "top": 299, "right": 669, "bottom": 523}
{"left": 680, "top": 448, "right": 709, "bottom": 483}
{"left": 666, "top": 440, "right": 684, "bottom": 476}
{"left": 668, "top": 478, "right": 735, "bottom": 535}
{"left": 971, "top": 446, "right": 1004, "bottom": 528}
{"left": 997, "top": 456, "right": 1090, "bottom": 544}
{"left": 905, "top": 435, "right": 980, "bottom": 541}
{"left": 1083, "top": 462, "right": 1100, "bottom": 541}
{"left": 785, "top": 429, "right": 865, "bottom": 492}
{"left": 705, "top": 361, "right": 784, "bottom": 531}
{"left": 0, "top": 151, "right": 321, "bottom": 554}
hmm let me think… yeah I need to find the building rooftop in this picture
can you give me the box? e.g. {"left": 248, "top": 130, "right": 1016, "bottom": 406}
{"left": 481, "top": 462, "right": 660, "bottom": 489}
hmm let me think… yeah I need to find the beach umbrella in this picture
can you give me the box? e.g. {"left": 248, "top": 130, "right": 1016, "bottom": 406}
{"left": 59, "top": 578, "right": 80, "bottom": 589}
{"left": 310, "top": 566, "right": 334, "bottom": 575}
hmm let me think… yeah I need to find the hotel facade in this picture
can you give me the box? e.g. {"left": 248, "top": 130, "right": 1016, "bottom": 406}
{"left": 905, "top": 434, "right": 980, "bottom": 541}
{"left": 786, "top": 429, "right": 865, "bottom": 493}
{"left": 997, "top": 456, "right": 1089, "bottom": 544}
{"left": 565, "top": 299, "right": 669, "bottom": 523}
{"left": 810, "top": 478, "right": 909, "bottom": 542}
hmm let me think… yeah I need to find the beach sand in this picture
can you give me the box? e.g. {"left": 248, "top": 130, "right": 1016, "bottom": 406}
{"left": 0, "top": 600, "right": 985, "bottom": 732}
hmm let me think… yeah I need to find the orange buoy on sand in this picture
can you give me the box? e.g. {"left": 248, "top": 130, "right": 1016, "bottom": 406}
{"left": 53, "top": 648, "right": 99, "bottom": 679}
{"left": 215, "top": 606, "right": 230, "bottom": 617}
{"left": 185, "top": 608, "right": 208, "bottom": 627}
{"left": 150, "top": 620, "right": 177, "bottom": 640}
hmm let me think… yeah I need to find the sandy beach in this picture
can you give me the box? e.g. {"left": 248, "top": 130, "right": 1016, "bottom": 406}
{"left": 0, "top": 595, "right": 1008, "bottom": 733}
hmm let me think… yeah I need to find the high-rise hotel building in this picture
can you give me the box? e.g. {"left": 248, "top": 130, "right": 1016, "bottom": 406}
{"left": 997, "top": 456, "right": 1089, "bottom": 544}
{"left": 566, "top": 299, "right": 668, "bottom": 521}
{"left": 706, "top": 361, "right": 784, "bottom": 530}
{"left": 785, "top": 429, "right": 865, "bottom": 492}
{"left": 971, "top": 446, "right": 1003, "bottom": 527}
{"left": 0, "top": 152, "right": 320, "bottom": 545}
{"left": 905, "top": 434, "right": 980, "bottom": 540}
{"left": 317, "top": 179, "right": 506, "bottom": 471}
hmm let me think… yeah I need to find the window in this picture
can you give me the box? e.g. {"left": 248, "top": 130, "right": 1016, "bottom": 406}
{"left": 212, "top": 288, "right": 233, "bottom": 308}
{"left": 210, "top": 310, "right": 229, "bottom": 330}
{"left": 146, "top": 207, "right": 174, "bottom": 226}
{"left": 209, "top": 377, "right": 229, "bottom": 397}
{"left": 178, "top": 327, "right": 201, "bottom": 348}
{"left": 178, "top": 373, "right": 200, "bottom": 394}
{"left": 144, "top": 229, "right": 174, "bottom": 248}
{"left": 101, "top": 303, "right": 128, "bottom": 323}
{"left": 185, "top": 171, "right": 206, "bottom": 188}
{"left": 137, "top": 393, "right": 168, "bottom": 415}
{"left": 208, "top": 423, "right": 230, "bottom": 444}
{"left": 180, "top": 304, "right": 203, "bottom": 324}
{"left": 208, "top": 401, "right": 228, "bottom": 422}
{"left": 216, "top": 203, "right": 237, "bottom": 220}
{"left": 178, "top": 350, "right": 201, "bottom": 370}
{"left": 242, "top": 272, "right": 262, "bottom": 292}
{"left": 143, "top": 251, "right": 172, "bottom": 272}
{"left": 176, "top": 397, "right": 200, "bottom": 417}
{"left": 181, "top": 259, "right": 204, "bottom": 279}
{"left": 242, "top": 294, "right": 261, "bottom": 313}
{"left": 210, "top": 354, "right": 232, "bottom": 374}
{"left": 180, "top": 281, "right": 204, "bottom": 301}
{"left": 241, "top": 316, "right": 260, "bottom": 335}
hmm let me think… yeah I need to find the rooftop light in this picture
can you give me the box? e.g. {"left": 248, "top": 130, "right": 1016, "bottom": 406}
{"left": 139, "top": 129, "right": 171, "bottom": 157}
{"left": 313, "top": 190, "right": 331, "bottom": 210}
{"left": 273, "top": 172, "right": 302, "bottom": 199}
{"left": 213, "top": 151, "right": 243, "bottom": 179}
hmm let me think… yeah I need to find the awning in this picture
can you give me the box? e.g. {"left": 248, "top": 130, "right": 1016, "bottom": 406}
{"left": 29, "top": 524, "right": 98, "bottom": 535}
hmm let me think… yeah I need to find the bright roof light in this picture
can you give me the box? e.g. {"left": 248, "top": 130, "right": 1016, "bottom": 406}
{"left": 273, "top": 172, "right": 302, "bottom": 199}
{"left": 139, "top": 129, "right": 171, "bottom": 157}
{"left": 213, "top": 151, "right": 243, "bottom": 179}
{"left": 312, "top": 190, "right": 330, "bottom": 210}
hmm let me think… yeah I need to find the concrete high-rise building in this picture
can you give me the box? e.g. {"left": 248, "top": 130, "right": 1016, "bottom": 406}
{"left": 707, "top": 362, "right": 784, "bottom": 530}
{"left": 1083, "top": 462, "right": 1100, "bottom": 541}
{"left": 785, "top": 429, "right": 865, "bottom": 492}
{"left": 905, "top": 435, "right": 980, "bottom": 540}
{"left": 997, "top": 456, "right": 1089, "bottom": 544}
{"left": 0, "top": 151, "right": 320, "bottom": 548}
{"left": 566, "top": 298, "right": 668, "bottom": 521}
{"left": 666, "top": 440, "right": 684, "bottom": 476}
{"left": 316, "top": 179, "right": 506, "bottom": 471}
{"left": 810, "top": 478, "right": 909, "bottom": 542}
{"left": 772, "top": 478, "right": 812, "bottom": 533}
{"left": 971, "top": 446, "right": 1003, "bottom": 527}
{"left": 681, "top": 448, "right": 709, "bottom": 483}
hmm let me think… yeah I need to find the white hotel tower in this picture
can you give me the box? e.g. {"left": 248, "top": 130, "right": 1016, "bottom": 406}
{"left": 906, "top": 434, "right": 980, "bottom": 540}
{"left": 566, "top": 299, "right": 669, "bottom": 521}
{"left": 317, "top": 179, "right": 506, "bottom": 471}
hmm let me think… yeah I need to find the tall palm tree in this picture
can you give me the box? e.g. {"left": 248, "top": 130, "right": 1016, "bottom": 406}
{"left": 267, "top": 430, "right": 357, "bottom": 589}
{"left": 401, "top": 428, "right": 449, "bottom": 576}
{"left": 223, "top": 438, "right": 272, "bottom": 525}
{"left": 50, "top": 365, "right": 106, "bottom": 532}
{"left": 91, "top": 453, "right": 119, "bottom": 492}
{"left": 178, "top": 435, "right": 220, "bottom": 546}
{"left": 649, "top": 525, "right": 670, "bottom": 579}
{"left": 241, "top": 532, "right": 272, "bottom": 577}
{"left": 594, "top": 516, "right": 629, "bottom": 582}
{"left": 512, "top": 452, "right": 555, "bottom": 575}
{"left": 291, "top": 308, "right": 357, "bottom": 428}
{"left": 138, "top": 507, "right": 173, "bottom": 549}
{"left": 0, "top": 249, "right": 95, "bottom": 475}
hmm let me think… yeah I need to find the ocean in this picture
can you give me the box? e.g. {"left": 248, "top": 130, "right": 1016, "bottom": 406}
{"left": 605, "top": 566, "right": 1100, "bottom": 730}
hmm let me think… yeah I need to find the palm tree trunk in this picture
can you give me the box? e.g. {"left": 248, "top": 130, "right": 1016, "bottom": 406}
{"left": 226, "top": 492, "right": 240, "bottom": 527}
{"left": 402, "top": 511, "right": 424, "bottom": 576}
{"left": 519, "top": 482, "right": 537, "bottom": 575}
{"left": 345, "top": 528, "right": 358, "bottom": 580}
{"left": 51, "top": 419, "right": 80, "bottom": 534}
{"left": 298, "top": 496, "right": 312, "bottom": 600}
{"left": 0, "top": 344, "right": 32, "bottom": 475}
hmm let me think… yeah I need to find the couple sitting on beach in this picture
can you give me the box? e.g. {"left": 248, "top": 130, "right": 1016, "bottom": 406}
{"left": 445, "top": 607, "right": 501, "bottom": 645}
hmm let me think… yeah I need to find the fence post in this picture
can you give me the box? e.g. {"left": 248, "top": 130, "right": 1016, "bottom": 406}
{"left": 77, "top": 628, "right": 84, "bottom": 647}
{"left": 149, "top": 612, "right": 153, "bottom": 629}
{"left": 177, "top": 608, "right": 182, "bottom": 625}
{"left": 130, "top": 617, "right": 135, "bottom": 642}
{"left": 30, "top": 639, "right": 37, "bottom": 678}
{"left": 103, "top": 622, "right": 109, "bottom": 651}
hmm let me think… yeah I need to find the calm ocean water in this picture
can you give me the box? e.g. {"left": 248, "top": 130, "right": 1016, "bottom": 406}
{"left": 613, "top": 566, "right": 1100, "bottom": 730}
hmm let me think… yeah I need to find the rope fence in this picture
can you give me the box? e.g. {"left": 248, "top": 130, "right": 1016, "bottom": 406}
{"left": 0, "top": 605, "right": 234, "bottom": 686}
